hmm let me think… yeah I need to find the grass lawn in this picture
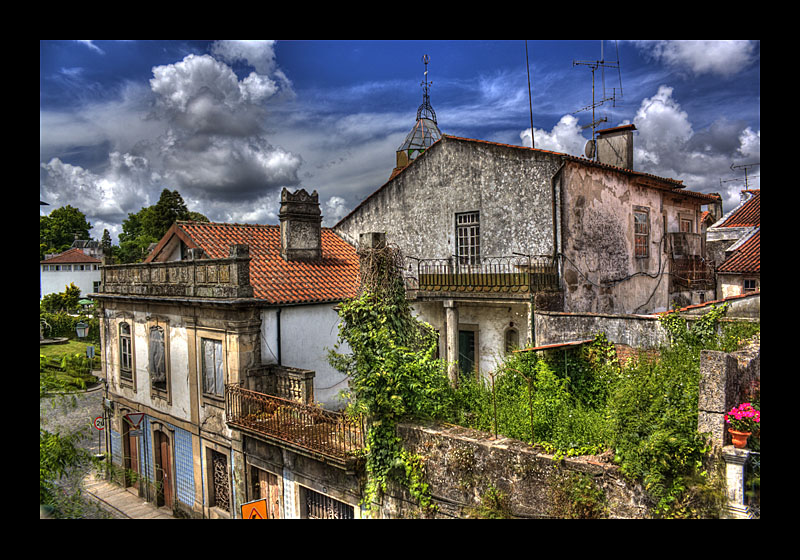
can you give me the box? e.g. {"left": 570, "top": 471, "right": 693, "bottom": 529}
{"left": 39, "top": 339, "right": 98, "bottom": 362}
{"left": 40, "top": 339, "right": 101, "bottom": 391}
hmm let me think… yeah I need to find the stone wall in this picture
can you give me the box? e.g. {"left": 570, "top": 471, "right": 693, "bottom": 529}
{"left": 697, "top": 335, "right": 760, "bottom": 450}
{"left": 335, "top": 136, "right": 561, "bottom": 262}
{"left": 383, "top": 422, "right": 650, "bottom": 519}
{"left": 535, "top": 309, "right": 668, "bottom": 349}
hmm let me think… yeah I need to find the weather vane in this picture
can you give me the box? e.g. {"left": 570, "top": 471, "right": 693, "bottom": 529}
{"left": 417, "top": 54, "right": 437, "bottom": 123}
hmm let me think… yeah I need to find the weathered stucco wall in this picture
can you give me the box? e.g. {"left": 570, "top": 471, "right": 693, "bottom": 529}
{"left": 335, "top": 136, "right": 561, "bottom": 260}
{"left": 560, "top": 162, "right": 705, "bottom": 314}
{"left": 535, "top": 309, "right": 668, "bottom": 349}
{"left": 261, "top": 304, "right": 351, "bottom": 410}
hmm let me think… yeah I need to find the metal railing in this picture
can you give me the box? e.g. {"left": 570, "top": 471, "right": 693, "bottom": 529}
{"left": 225, "top": 384, "right": 364, "bottom": 463}
{"left": 670, "top": 256, "right": 715, "bottom": 289}
{"left": 415, "top": 254, "right": 558, "bottom": 293}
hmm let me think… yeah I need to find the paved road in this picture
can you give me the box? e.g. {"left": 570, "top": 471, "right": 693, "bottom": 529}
{"left": 40, "top": 380, "right": 115, "bottom": 518}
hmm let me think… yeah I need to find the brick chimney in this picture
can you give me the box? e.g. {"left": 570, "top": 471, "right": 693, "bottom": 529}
{"left": 279, "top": 188, "right": 322, "bottom": 261}
{"left": 595, "top": 124, "right": 636, "bottom": 170}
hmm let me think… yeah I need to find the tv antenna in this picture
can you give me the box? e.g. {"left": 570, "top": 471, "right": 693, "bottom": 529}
{"left": 573, "top": 40, "right": 624, "bottom": 157}
{"left": 730, "top": 162, "right": 759, "bottom": 189}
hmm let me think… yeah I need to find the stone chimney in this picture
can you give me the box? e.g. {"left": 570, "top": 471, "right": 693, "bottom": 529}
{"left": 279, "top": 188, "right": 322, "bottom": 261}
{"left": 595, "top": 124, "right": 636, "bottom": 170}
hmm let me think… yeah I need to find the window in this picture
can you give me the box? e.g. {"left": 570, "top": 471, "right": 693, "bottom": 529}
{"left": 209, "top": 449, "right": 230, "bottom": 512}
{"left": 456, "top": 211, "right": 480, "bottom": 265}
{"left": 120, "top": 322, "right": 132, "bottom": 380}
{"left": 634, "top": 207, "right": 649, "bottom": 258}
{"left": 201, "top": 338, "right": 224, "bottom": 397}
{"left": 744, "top": 278, "right": 757, "bottom": 293}
{"left": 149, "top": 326, "right": 167, "bottom": 391}
{"left": 301, "top": 487, "right": 354, "bottom": 519}
{"left": 680, "top": 218, "right": 693, "bottom": 233}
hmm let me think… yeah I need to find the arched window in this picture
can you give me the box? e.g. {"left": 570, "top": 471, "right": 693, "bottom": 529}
{"left": 505, "top": 328, "right": 519, "bottom": 355}
{"left": 119, "top": 322, "right": 132, "bottom": 380}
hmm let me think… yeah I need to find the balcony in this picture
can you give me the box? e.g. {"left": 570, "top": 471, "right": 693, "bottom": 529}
{"left": 98, "top": 244, "right": 253, "bottom": 299}
{"left": 411, "top": 255, "right": 559, "bottom": 296}
{"left": 670, "top": 256, "right": 715, "bottom": 290}
{"left": 225, "top": 384, "right": 365, "bottom": 468}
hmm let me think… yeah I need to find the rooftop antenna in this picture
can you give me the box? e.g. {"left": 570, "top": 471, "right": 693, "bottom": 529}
{"left": 730, "top": 162, "right": 760, "bottom": 189}
{"left": 573, "top": 40, "right": 624, "bottom": 158}
{"left": 526, "top": 40, "right": 535, "bottom": 148}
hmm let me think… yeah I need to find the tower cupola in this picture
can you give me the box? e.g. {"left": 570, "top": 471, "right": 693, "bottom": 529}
{"left": 393, "top": 55, "right": 443, "bottom": 176}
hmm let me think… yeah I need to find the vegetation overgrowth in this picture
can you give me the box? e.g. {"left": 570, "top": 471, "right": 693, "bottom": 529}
{"left": 331, "top": 243, "right": 760, "bottom": 517}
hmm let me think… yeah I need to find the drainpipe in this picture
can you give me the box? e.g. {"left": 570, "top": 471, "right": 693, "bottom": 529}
{"left": 551, "top": 158, "right": 566, "bottom": 263}
{"left": 276, "top": 308, "right": 282, "bottom": 366}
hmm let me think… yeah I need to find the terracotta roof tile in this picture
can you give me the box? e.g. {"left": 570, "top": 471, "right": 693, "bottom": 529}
{"left": 41, "top": 247, "right": 102, "bottom": 264}
{"left": 719, "top": 190, "right": 760, "bottom": 227}
{"left": 717, "top": 228, "right": 760, "bottom": 274}
{"left": 172, "top": 222, "right": 359, "bottom": 305}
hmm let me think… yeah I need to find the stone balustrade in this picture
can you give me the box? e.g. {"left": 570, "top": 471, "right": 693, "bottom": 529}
{"left": 99, "top": 244, "right": 253, "bottom": 299}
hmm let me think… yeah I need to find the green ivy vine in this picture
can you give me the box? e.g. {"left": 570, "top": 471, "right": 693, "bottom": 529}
{"left": 329, "top": 244, "right": 450, "bottom": 514}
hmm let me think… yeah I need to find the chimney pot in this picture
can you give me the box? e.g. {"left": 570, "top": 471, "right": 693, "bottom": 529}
{"left": 595, "top": 124, "right": 636, "bottom": 170}
{"left": 279, "top": 188, "right": 323, "bottom": 261}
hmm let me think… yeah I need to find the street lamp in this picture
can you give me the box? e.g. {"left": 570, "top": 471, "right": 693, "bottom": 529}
{"left": 75, "top": 321, "right": 90, "bottom": 338}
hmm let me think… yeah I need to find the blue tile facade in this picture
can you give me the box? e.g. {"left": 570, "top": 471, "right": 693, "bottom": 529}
{"left": 110, "top": 428, "right": 122, "bottom": 465}
{"left": 174, "top": 427, "right": 195, "bottom": 506}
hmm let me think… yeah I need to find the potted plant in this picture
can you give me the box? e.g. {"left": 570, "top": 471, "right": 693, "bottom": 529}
{"left": 724, "top": 402, "right": 760, "bottom": 449}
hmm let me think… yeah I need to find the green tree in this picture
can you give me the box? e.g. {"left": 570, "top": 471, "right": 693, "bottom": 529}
{"left": 40, "top": 205, "right": 92, "bottom": 260}
{"left": 40, "top": 283, "right": 82, "bottom": 313}
{"left": 100, "top": 229, "right": 112, "bottom": 253}
{"left": 116, "top": 189, "right": 208, "bottom": 262}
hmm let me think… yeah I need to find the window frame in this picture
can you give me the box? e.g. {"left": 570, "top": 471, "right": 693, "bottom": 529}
{"left": 146, "top": 316, "right": 171, "bottom": 402}
{"left": 633, "top": 206, "right": 650, "bottom": 258}
{"left": 200, "top": 337, "right": 226, "bottom": 399}
{"left": 119, "top": 321, "right": 133, "bottom": 381}
{"left": 456, "top": 211, "right": 481, "bottom": 266}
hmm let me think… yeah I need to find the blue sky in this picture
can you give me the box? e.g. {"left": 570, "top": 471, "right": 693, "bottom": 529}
{"left": 40, "top": 40, "right": 760, "bottom": 242}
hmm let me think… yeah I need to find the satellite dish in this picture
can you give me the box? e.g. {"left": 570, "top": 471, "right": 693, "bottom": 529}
{"left": 584, "top": 139, "right": 596, "bottom": 159}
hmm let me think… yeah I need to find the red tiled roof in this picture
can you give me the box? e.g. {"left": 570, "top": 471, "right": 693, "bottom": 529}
{"left": 718, "top": 190, "right": 760, "bottom": 227}
{"left": 41, "top": 247, "right": 102, "bottom": 264}
{"left": 157, "top": 222, "right": 359, "bottom": 305}
{"left": 717, "top": 228, "right": 760, "bottom": 274}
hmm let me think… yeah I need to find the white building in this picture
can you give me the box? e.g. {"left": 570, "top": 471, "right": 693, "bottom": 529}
{"left": 40, "top": 247, "right": 102, "bottom": 299}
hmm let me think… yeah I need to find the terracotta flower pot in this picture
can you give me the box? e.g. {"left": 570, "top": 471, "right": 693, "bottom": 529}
{"left": 728, "top": 429, "right": 751, "bottom": 449}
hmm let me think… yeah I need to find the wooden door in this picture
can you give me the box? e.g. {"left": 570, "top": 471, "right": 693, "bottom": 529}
{"left": 253, "top": 467, "right": 281, "bottom": 519}
{"left": 155, "top": 431, "right": 173, "bottom": 508}
{"left": 123, "top": 424, "right": 139, "bottom": 489}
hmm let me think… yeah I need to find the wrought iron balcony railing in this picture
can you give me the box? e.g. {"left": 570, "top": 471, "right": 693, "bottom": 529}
{"left": 414, "top": 254, "right": 559, "bottom": 293}
{"left": 225, "top": 384, "right": 365, "bottom": 465}
{"left": 670, "top": 256, "right": 716, "bottom": 290}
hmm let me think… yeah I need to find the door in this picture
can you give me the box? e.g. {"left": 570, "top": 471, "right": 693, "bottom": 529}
{"left": 252, "top": 467, "right": 281, "bottom": 519}
{"left": 123, "top": 422, "right": 139, "bottom": 490}
{"left": 154, "top": 431, "right": 173, "bottom": 508}
{"left": 458, "top": 330, "right": 475, "bottom": 378}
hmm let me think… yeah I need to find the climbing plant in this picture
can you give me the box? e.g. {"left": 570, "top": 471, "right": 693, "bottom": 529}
{"left": 329, "top": 243, "right": 451, "bottom": 514}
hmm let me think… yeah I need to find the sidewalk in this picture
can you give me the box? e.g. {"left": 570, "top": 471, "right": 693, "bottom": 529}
{"left": 82, "top": 471, "right": 175, "bottom": 519}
